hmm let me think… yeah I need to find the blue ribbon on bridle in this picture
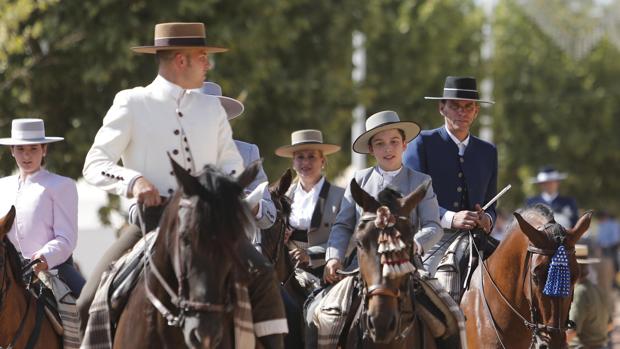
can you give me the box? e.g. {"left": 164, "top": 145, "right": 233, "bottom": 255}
{"left": 542, "top": 244, "right": 571, "bottom": 298}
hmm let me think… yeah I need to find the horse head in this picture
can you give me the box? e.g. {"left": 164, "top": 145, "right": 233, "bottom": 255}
{"left": 164, "top": 159, "right": 259, "bottom": 348}
{"left": 350, "top": 178, "right": 429, "bottom": 343}
{"left": 259, "top": 169, "right": 293, "bottom": 273}
{"left": 513, "top": 204, "right": 591, "bottom": 349}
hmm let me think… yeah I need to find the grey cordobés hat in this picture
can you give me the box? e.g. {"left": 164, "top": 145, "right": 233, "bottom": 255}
{"left": 199, "top": 82, "right": 245, "bottom": 120}
{"left": 0, "top": 118, "right": 63, "bottom": 145}
{"left": 275, "top": 129, "right": 341, "bottom": 158}
{"left": 352, "top": 110, "right": 420, "bottom": 154}
{"left": 131, "top": 22, "right": 227, "bottom": 54}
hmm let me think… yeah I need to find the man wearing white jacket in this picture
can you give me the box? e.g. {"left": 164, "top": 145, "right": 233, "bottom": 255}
{"left": 78, "top": 22, "right": 287, "bottom": 347}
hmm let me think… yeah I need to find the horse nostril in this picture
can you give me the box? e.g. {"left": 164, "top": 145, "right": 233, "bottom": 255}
{"left": 367, "top": 316, "right": 375, "bottom": 330}
{"left": 388, "top": 316, "right": 397, "bottom": 332}
{"left": 539, "top": 345, "right": 548, "bottom": 349}
{"left": 190, "top": 328, "right": 202, "bottom": 348}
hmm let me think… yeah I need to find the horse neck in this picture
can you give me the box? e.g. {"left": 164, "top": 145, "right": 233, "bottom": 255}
{"left": 0, "top": 248, "right": 33, "bottom": 337}
{"left": 484, "top": 227, "right": 532, "bottom": 313}
{"left": 148, "top": 230, "right": 177, "bottom": 293}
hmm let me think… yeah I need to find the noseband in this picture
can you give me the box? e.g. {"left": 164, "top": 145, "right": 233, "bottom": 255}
{"left": 138, "top": 200, "right": 233, "bottom": 328}
{"left": 476, "top": 223, "right": 575, "bottom": 349}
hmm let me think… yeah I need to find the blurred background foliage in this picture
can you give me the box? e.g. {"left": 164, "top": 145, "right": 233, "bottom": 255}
{"left": 0, "top": 0, "right": 618, "bottom": 220}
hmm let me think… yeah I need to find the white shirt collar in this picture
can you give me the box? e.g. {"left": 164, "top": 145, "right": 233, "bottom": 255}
{"left": 18, "top": 169, "right": 46, "bottom": 187}
{"left": 295, "top": 176, "right": 325, "bottom": 196}
{"left": 376, "top": 166, "right": 402, "bottom": 187}
{"left": 445, "top": 126, "right": 470, "bottom": 147}
{"left": 153, "top": 75, "right": 187, "bottom": 102}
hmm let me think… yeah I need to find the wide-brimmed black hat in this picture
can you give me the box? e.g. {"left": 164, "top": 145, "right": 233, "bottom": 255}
{"left": 425, "top": 76, "right": 494, "bottom": 104}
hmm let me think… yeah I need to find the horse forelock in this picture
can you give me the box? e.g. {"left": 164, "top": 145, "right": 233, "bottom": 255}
{"left": 376, "top": 186, "right": 402, "bottom": 213}
{"left": 510, "top": 204, "right": 567, "bottom": 245}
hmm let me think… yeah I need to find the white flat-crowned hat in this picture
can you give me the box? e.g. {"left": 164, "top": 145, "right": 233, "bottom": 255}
{"left": 352, "top": 110, "right": 420, "bottom": 154}
{"left": 0, "top": 118, "right": 63, "bottom": 145}
{"left": 575, "top": 244, "right": 600, "bottom": 264}
{"left": 530, "top": 166, "right": 568, "bottom": 184}
{"left": 199, "top": 82, "right": 244, "bottom": 120}
{"left": 275, "top": 129, "right": 340, "bottom": 158}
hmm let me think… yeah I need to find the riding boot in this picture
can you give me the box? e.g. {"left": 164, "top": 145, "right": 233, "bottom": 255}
{"left": 281, "top": 287, "right": 303, "bottom": 348}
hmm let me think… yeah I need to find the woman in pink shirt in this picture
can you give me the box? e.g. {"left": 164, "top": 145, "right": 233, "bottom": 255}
{"left": 0, "top": 118, "right": 83, "bottom": 296}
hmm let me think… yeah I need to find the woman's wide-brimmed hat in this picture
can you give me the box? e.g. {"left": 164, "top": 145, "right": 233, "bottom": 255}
{"left": 530, "top": 166, "right": 568, "bottom": 184}
{"left": 352, "top": 110, "right": 420, "bottom": 154}
{"left": 0, "top": 118, "right": 63, "bottom": 145}
{"left": 131, "top": 22, "right": 227, "bottom": 54}
{"left": 275, "top": 129, "right": 341, "bottom": 158}
{"left": 425, "top": 76, "right": 494, "bottom": 104}
{"left": 575, "top": 244, "right": 600, "bottom": 264}
{"left": 199, "top": 82, "right": 244, "bottom": 120}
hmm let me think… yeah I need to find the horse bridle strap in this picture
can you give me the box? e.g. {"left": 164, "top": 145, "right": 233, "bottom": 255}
{"left": 137, "top": 202, "right": 231, "bottom": 327}
{"left": 366, "top": 284, "right": 400, "bottom": 298}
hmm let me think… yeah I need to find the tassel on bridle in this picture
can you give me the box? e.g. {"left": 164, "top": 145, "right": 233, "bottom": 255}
{"left": 542, "top": 244, "right": 571, "bottom": 298}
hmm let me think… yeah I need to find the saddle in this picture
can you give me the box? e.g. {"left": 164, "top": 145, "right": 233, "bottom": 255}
{"left": 435, "top": 229, "right": 499, "bottom": 302}
{"left": 23, "top": 269, "right": 81, "bottom": 349}
{"left": 109, "top": 230, "right": 158, "bottom": 319}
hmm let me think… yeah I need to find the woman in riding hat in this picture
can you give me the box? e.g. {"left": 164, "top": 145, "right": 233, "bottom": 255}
{"left": 275, "top": 129, "right": 345, "bottom": 279}
{"left": 0, "top": 118, "right": 84, "bottom": 296}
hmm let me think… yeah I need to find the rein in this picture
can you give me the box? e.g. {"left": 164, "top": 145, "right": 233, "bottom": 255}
{"left": 137, "top": 201, "right": 233, "bottom": 328}
{"left": 474, "top": 230, "right": 574, "bottom": 349}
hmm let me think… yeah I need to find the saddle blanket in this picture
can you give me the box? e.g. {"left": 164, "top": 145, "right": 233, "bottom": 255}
{"left": 38, "top": 269, "right": 81, "bottom": 349}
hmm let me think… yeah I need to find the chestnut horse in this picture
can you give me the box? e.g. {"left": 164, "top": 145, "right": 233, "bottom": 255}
{"left": 113, "top": 161, "right": 260, "bottom": 348}
{"left": 461, "top": 204, "right": 591, "bottom": 349}
{"left": 0, "top": 206, "right": 61, "bottom": 349}
{"left": 344, "top": 179, "right": 438, "bottom": 349}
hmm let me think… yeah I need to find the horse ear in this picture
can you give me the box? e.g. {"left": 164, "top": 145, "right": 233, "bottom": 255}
{"left": 0, "top": 206, "right": 16, "bottom": 239}
{"left": 514, "top": 211, "right": 547, "bottom": 246}
{"left": 237, "top": 160, "right": 261, "bottom": 189}
{"left": 274, "top": 168, "right": 294, "bottom": 197}
{"left": 565, "top": 211, "right": 593, "bottom": 247}
{"left": 350, "top": 178, "right": 380, "bottom": 213}
{"left": 400, "top": 179, "right": 430, "bottom": 215}
{"left": 169, "top": 154, "right": 203, "bottom": 197}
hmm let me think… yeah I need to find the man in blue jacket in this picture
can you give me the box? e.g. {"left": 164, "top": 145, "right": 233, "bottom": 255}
{"left": 403, "top": 76, "right": 498, "bottom": 277}
{"left": 526, "top": 166, "right": 578, "bottom": 229}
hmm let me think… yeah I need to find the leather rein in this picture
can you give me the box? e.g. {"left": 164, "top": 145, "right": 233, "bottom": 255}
{"left": 137, "top": 200, "right": 233, "bottom": 328}
{"left": 474, "top": 224, "right": 575, "bottom": 349}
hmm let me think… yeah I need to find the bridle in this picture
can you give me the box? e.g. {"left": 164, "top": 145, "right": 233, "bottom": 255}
{"left": 476, "top": 222, "right": 575, "bottom": 349}
{"left": 357, "top": 210, "right": 417, "bottom": 341}
{"left": 138, "top": 199, "right": 233, "bottom": 328}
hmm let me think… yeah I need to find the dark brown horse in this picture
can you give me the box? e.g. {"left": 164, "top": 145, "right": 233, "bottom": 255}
{"left": 344, "top": 179, "right": 437, "bottom": 349}
{"left": 114, "top": 161, "right": 260, "bottom": 349}
{"left": 0, "top": 206, "right": 61, "bottom": 349}
{"left": 461, "top": 204, "right": 591, "bottom": 349}
{"left": 258, "top": 168, "right": 294, "bottom": 285}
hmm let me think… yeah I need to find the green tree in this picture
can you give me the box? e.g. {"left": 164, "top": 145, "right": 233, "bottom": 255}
{"left": 491, "top": 0, "right": 620, "bottom": 213}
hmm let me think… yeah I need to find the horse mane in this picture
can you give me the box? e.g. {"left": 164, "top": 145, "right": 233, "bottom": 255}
{"left": 192, "top": 165, "right": 253, "bottom": 253}
{"left": 507, "top": 203, "right": 567, "bottom": 242}
{"left": 272, "top": 189, "right": 292, "bottom": 222}
{"left": 3, "top": 237, "right": 25, "bottom": 288}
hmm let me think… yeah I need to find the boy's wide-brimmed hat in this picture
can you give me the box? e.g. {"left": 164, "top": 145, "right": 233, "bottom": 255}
{"left": 352, "top": 110, "right": 420, "bottom": 154}
{"left": 199, "top": 82, "right": 244, "bottom": 120}
{"left": 275, "top": 129, "right": 340, "bottom": 158}
{"left": 530, "top": 165, "right": 568, "bottom": 184}
{"left": 425, "top": 76, "right": 494, "bottom": 104}
{"left": 575, "top": 244, "right": 600, "bottom": 264}
{"left": 0, "top": 118, "right": 63, "bottom": 145}
{"left": 131, "top": 22, "right": 227, "bottom": 54}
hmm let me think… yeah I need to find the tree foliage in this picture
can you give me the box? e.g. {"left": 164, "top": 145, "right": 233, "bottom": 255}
{"left": 1, "top": 0, "right": 482, "bottom": 223}
{"left": 491, "top": 0, "right": 620, "bottom": 213}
